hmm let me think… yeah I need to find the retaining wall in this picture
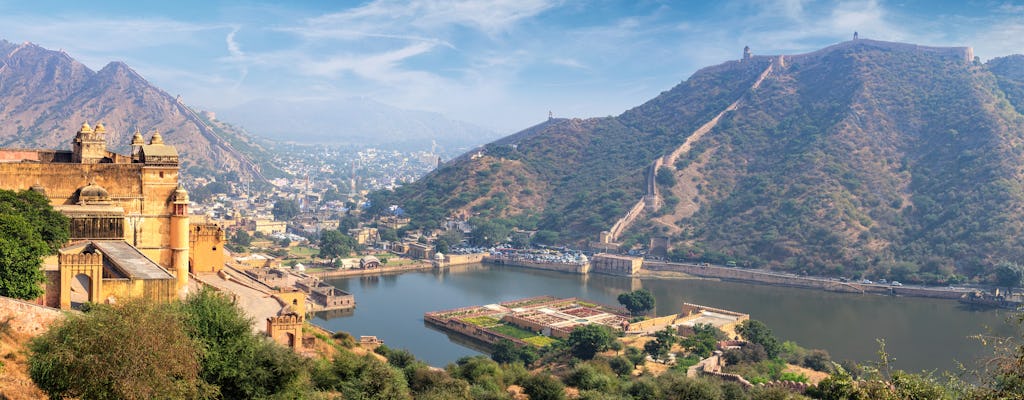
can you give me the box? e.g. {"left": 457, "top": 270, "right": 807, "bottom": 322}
{"left": 0, "top": 296, "right": 66, "bottom": 336}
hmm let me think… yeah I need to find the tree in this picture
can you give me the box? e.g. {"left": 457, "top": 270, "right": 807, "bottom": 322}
{"left": 534, "top": 230, "right": 560, "bottom": 245}
{"left": 231, "top": 230, "right": 252, "bottom": 247}
{"left": 618, "top": 289, "right": 656, "bottom": 316}
{"left": 469, "top": 219, "right": 510, "bottom": 247}
{"left": 0, "top": 214, "right": 52, "bottom": 299}
{"left": 644, "top": 327, "right": 676, "bottom": 361}
{"left": 0, "top": 190, "right": 69, "bottom": 300}
{"left": 491, "top": 339, "right": 538, "bottom": 366}
{"left": 434, "top": 230, "right": 465, "bottom": 254}
{"left": 737, "top": 319, "right": 781, "bottom": 359}
{"left": 656, "top": 167, "right": 676, "bottom": 187}
{"left": 992, "top": 262, "right": 1024, "bottom": 288}
{"left": 28, "top": 301, "right": 206, "bottom": 400}
{"left": 491, "top": 339, "right": 520, "bottom": 364}
{"left": 320, "top": 230, "right": 356, "bottom": 259}
{"left": 567, "top": 324, "right": 615, "bottom": 360}
{"left": 608, "top": 356, "right": 634, "bottom": 377}
{"left": 0, "top": 189, "right": 69, "bottom": 253}
{"left": 272, "top": 198, "right": 300, "bottom": 220}
{"left": 178, "top": 289, "right": 307, "bottom": 399}
{"left": 521, "top": 373, "right": 565, "bottom": 400}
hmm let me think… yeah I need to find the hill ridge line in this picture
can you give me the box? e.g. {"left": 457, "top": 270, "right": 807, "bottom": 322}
{"left": 601, "top": 61, "right": 776, "bottom": 244}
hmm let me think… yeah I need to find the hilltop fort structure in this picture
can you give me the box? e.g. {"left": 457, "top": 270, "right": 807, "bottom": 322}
{"left": 0, "top": 122, "right": 224, "bottom": 309}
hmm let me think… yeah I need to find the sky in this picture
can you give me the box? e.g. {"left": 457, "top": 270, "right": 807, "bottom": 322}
{"left": 0, "top": 0, "right": 1022, "bottom": 134}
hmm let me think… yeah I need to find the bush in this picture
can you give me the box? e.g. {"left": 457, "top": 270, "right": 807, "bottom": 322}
{"left": 522, "top": 373, "right": 566, "bottom": 400}
{"left": 28, "top": 301, "right": 206, "bottom": 400}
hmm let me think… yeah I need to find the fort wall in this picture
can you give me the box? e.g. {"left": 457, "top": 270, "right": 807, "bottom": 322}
{"left": 0, "top": 295, "right": 66, "bottom": 336}
{"left": 644, "top": 261, "right": 967, "bottom": 299}
{"left": 444, "top": 253, "right": 486, "bottom": 266}
{"left": 483, "top": 255, "right": 590, "bottom": 274}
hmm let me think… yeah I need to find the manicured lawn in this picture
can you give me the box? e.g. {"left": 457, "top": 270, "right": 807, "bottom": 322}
{"left": 522, "top": 336, "right": 559, "bottom": 347}
{"left": 489, "top": 324, "right": 537, "bottom": 339}
{"left": 463, "top": 316, "right": 501, "bottom": 327}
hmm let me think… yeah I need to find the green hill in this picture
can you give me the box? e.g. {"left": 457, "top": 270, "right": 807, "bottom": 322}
{"left": 373, "top": 39, "right": 1024, "bottom": 284}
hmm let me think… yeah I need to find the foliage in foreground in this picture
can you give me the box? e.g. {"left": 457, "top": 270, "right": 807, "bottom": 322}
{"left": 0, "top": 189, "right": 69, "bottom": 299}
{"left": 25, "top": 293, "right": 1024, "bottom": 400}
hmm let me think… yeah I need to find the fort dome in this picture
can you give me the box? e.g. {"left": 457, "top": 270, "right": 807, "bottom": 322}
{"left": 79, "top": 122, "right": 93, "bottom": 134}
{"left": 94, "top": 123, "right": 106, "bottom": 134}
{"left": 149, "top": 130, "right": 164, "bottom": 145}
{"left": 77, "top": 182, "right": 110, "bottom": 204}
{"left": 131, "top": 130, "right": 144, "bottom": 146}
{"left": 173, "top": 184, "right": 189, "bottom": 203}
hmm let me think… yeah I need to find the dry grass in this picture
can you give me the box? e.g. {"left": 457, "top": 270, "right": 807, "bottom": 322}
{"left": 0, "top": 328, "right": 47, "bottom": 400}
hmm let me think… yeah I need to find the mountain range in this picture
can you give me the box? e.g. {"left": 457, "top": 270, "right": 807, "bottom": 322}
{"left": 377, "top": 39, "right": 1024, "bottom": 284}
{"left": 0, "top": 40, "right": 263, "bottom": 179}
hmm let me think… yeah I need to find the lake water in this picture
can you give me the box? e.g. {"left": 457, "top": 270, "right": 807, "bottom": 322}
{"left": 313, "top": 264, "right": 1018, "bottom": 373}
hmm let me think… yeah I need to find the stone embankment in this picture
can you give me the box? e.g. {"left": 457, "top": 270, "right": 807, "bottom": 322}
{"left": 483, "top": 255, "right": 590, "bottom": 274}
{"left": 306, "top": 262, "right": 434, "bottom": 279}
{"left": 643, "top": 261, "right": 970, "bottom": 300}
{"left": 0, "top": 296, "right": 65, "bottom": 336}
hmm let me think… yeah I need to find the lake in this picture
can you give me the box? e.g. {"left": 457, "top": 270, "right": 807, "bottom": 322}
{"left": 312, "top": 263, "right": 1018, "bottom": 373}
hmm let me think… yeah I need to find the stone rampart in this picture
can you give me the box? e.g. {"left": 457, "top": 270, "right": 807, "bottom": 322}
{"left": 445, "top": 253, "right": 486, "bottom": 266}
{"left": 644, "top": 261, "right": 969, "bottom": 300}
{"left": 483, "top": 255, "right": 590, "bottom": 274}
{"left": 0, "top": 295, "right": 66, "bottom": 336}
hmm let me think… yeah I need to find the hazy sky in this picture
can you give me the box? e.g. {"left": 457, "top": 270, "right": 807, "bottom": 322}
{"left": 1, "top": 0, "right": 1021, "bottom": 134}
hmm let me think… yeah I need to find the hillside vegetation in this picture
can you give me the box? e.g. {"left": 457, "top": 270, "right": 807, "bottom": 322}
{"left": 374, "top": 40, "right": 1024, "bottom": 284}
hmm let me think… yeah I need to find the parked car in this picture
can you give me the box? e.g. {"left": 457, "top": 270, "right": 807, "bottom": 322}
{"left": 891, "top": 281, "right": 903, "bottom": 286}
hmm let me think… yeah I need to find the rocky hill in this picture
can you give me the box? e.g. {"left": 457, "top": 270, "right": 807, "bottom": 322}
{"left": 376, "top": 39, "right": 1024, "bottom": 284}
{"left": 0, "top": 40, "right": 262, "bottom": 179}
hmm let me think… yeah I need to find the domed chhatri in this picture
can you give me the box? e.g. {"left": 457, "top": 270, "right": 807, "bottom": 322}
{"left": 77, "top": 182, "right": 110, "bottom": 204}
{"left": 173, "top": 184, "right": 189, "bottom": 203}
{"left": 149, "top": 130, "right": 164, "bottom": 145}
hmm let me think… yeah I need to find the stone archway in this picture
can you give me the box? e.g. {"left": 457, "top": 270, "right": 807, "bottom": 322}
{"left": 70, "top": 273, "right": 92, "bottom": 309}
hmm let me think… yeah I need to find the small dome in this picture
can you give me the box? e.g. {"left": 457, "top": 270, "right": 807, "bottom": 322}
{"left": 78, "top": 182, "right": 110, "bottom": 204}
{"left": 79, "top": 122, "right": 93, "bottom": 134}
{"left": 131, "top": 130, "right": 144, "bottom": 145}
{"left": 149, "top": 130, "right": 164, "bottom": 145}
{"left": 434, "top": 252, "right": 445, "bottom": 260}
{"left": 173, "top": 184, "right": 189, "bottom": 203}
{"left": 94, "top": 123, "right": 106, "bottom": 134}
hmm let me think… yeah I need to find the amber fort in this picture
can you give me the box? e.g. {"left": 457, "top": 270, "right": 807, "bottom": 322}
{"left": 0, "top": 122, "right": 224, "bottom": 309}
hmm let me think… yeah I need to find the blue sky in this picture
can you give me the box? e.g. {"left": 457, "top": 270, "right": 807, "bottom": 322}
{"left": 0, "top": 0, "right": 1021, "bottom": 133}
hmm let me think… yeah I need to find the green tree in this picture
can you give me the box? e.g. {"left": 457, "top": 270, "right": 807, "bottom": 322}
{"left": 320, "top": 230, "right": 357, "bottom": 259}
{"left": 469, "top": 219, "right": 510, "bottom": 247}
{"left": 737, "top": 320, "right": 781, "bottom": 359}
{"left": 522, "top": 373, "right": 566, "bottom": 400}
{"left": 608, "top": 355, "right": 634, "bottom": 377}
{"left": 533, "top": 230, "right": 560, "bottom": 245}
{"left": 179, "top": 289, "right": 308, "bottom": 399}
{"left": 567, "top": 324, "right": 615, "bottom": 360}
{"left": 618, "top": 289, "right": 656, "bottom": 316}
{"left": 28, "top": 300, "right": 206, "bottom": 400}
{"left": 656, "top": 167, "right": 677, "bottom": 187}
{"left": 0, "top": 214, "right": 52, "bottom": 299}
{"left": 491, "top": 339, "right": 520, "bottom": 364}
{"left": 231, "top": 230, "right": 252, "bottom": 247}
{"left": 0, "top": 190, "right": 69, "bottom": 253}
{"left": 491, "top": 339, "right": 538, "bottom": 366}
{"left": 272, "top": 198, "right": 300, "bottom": 220}
{"left": 644, "top": 327, "right": 677, "bottom": 362}
{"left": 992, "top": 262, "right": 1024, "bottom": 288}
